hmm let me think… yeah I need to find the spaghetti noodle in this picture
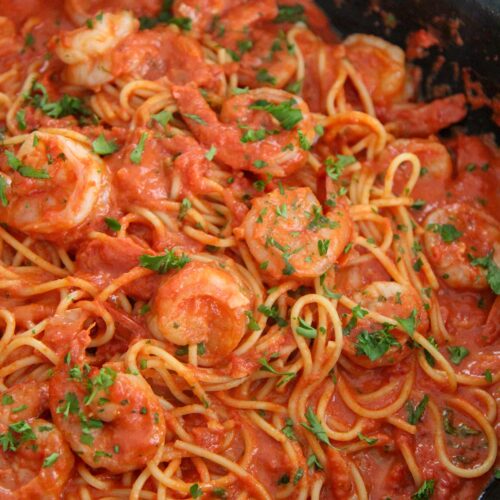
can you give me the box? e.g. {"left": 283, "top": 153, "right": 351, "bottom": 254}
{"left": 0, "top": 1, "right": 498, "bottom": 499}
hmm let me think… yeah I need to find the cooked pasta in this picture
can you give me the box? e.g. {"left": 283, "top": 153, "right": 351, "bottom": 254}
{"left": 0, "top": 1, "right": 498, "bottom": 499}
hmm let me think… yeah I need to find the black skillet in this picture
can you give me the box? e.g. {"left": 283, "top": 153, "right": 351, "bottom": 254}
{"left": 315, "top": 0, "right": 500, "bottom": 498}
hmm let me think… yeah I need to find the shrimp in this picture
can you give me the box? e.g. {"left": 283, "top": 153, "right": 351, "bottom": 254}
{"left": 172, "top": 84, "right": 316, "bottom": 177}
{"left": 64, "top": 0, "right": 161, "bottom": 26}
{"left": 375, "top": 138, "right": 452, "bottom": 204}
{"left": 344, "top": 34, "right": 406, "bottom": 106}
{"left": 173, "top": 0, "right": 276, "bottom": 38}
{"left": 423, "top": 203, "right": 500, "bottom": 290}
{"left": 343, "top": 281, "right": 429, "bottom": 368}
{"left": 111, "top": 27, "right": 223, "bottom": 91}
{"left": 0, "top": 418, "right": 74, "bottom": 499}
{"left": 54, "top": 11, "right": 139, "bottom": 88}
{"left": 147, "top": 260, "right": 254, "bottom": 365}
{"left": 0, "top": 381, "right": 49, "bottom": 425}
{"left": 237, "top": 27, "right": 297, "bottom": 90}
{"left": 49, "top": 331, "right": 166, "bottom": 473}
{"left": 236, "top": 187, "right": 352, "bottom": 281}
{"left": 380, "top": 94, "right": 467, "bottom": 137}
{"left": 0, "top": 131, "right": 110, "bottom": 243}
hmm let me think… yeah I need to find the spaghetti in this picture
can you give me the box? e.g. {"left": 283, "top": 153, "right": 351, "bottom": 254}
{"left": 0, "top": 1, "right": 498, "bottom": 499}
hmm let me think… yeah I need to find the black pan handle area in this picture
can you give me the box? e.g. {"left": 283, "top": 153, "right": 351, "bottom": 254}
{"left": 316, "top": 0, "right": 500, "bottom": 137}
{"left": 315, "top": 0, "right": 500, "bottom": 498}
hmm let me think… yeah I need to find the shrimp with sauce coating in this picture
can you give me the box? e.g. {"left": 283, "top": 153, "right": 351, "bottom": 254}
{"left": 172, "top": 85, "right": 316, "bottom": 177}
{"left": 343, "top": 281, "right": 429, "bottom": 368}
{"left": 424, "top": 203, "right": 500, "bottom": 290}
{"left": 148, "top": 260, "right": 254, "bottom": 365}
{"left": 0, "top": 418, "right": 74, "bottom": 499}
{"left": 49, "top": 331, "right": 166, "bottom": 473}
{"left": 236, "top": 186, "right": 352, "bottom": 281}
{"left": 344, "top": 34, "right": 406, "bottom": 106}
{"left": 54, "top": 11, "right": 139, "bottom": 88}
{"left": 0, "top": 131, "right": 110, "bottom": 243}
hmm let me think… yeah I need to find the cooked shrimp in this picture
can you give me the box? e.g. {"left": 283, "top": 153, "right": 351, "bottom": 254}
{"left": 64, "top": 0, "right": 160, "bottom": 26}
{"left": 423, "top": 203, "right": 500, "bottom": 290}
{"left": 0, "top": 131, "right": 110, "bottom": 242}
{"left": 237, "top": 27, "right": 297, "bottom": 89}
{"left": 375, "top": 138, "right": 452, "bottom": 203}
{"left": 172, "top": 84, "right": 315, "bottom": 177}
{"left": 0, "top": 418, "right": 74, "bottom": 499}
{"left": 344, "top": 281, "right": 429, "bottom": 368}
{"left": 381, "top": 94, "right": 467, "bottom": 137}
{"left": 54, "top": 11, "right": 139, "bottom": 88}
{"left": 173, "top": 0, "right": 276, "bottom": 38}
{"left": 236, "top": 187, "right": 352, "bottom": 280}
{"left": 112, "top": 27, "right": 223, "bottom": 90}
{"left": 376, "top": 138, "right": 452, "bottom": 179}
{"left": 148, "top": 260, "right": 253, "bottom": 365}
{"left": 0, "top": 381, "right": 49, "bottom": 425}
{"left": 344, "top": 34, "right": 406, "bottom": 106}
{"left": 173, "top": 0, "right": 228, "bottom": 35}
{"left": 49, "top": 332, "right": 166, "bottom": 473}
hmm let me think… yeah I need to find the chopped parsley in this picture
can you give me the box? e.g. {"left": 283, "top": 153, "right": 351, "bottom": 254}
{"left": 307, "top": 453, "right": 323, "bottom": 470}
{"left": 406, "top": 395, "right": 429, "bottom": 425}
{"left": 1, "top": 394, "right": 14, "bottom": 405}
{"left": 42, "top": 452, "right": 59, "bottom": 468}
{"left": 355, "top": 327, "right": 401, "bottom": 361}
{"left": 442, "top": 408, "right": 479, "bottom": 436}
{"left": 301, "top": 407, "right": 331, "bottom": 447}
{"left": 84, "top": 367, "right": 117, "bottom": 406}
{"left": 469, "top": 252, "right": 500, "bottom": 294}
{"left": 5, "top": 151, "right": 50, "bottom": 179}
{"left": 0, "top": 420, "right": 36, "bottom": 452}
{"left": 343, "top": 304, "right": 368, "bottom": 335}
{"left": 130, "top": 132, "right": 147, "bottom": 164}
{"left": 446, "top": 345, "right": 469, "bottom": 365}
{"left": 16, "top": 109, "right": 27, "bottom": 130}
{"left": 395, "top": 309, "right": 417, "bottom": 336}
{"left": 318, "top": 239, "right": 330, "bottom": 256}
{"left": 307, "top": 205, "right": 338, "bottom": 230}
{"left": 358, "top": 432, "right": 378, "bottom": 445}
{"left": 259, "top": 358, "right": 295, "bottom": 385}
{"left": 92, "top": 134, "right": 118, "bottom": 156}
{"left": 249, "top": 99, "right": 303, "bottom": 130}
{"left": 256, "top": 68, "right": 276, "bottom": 85}
{"left": 139, "top": 1, "right": 191, "bottom": 31}
{"left": 0, "top": 177, "right": 8, "bottom": 207}
{"left": 183, "top": 113, "right": 207, "bottom": 125}
{"left": 178, "top": 198, "right": 192, "bottom": 220}
{"left": 151, "top": 110, "right": 173, "bottom": 128}
{"left": 298, "top": 130, "right": 311, "bottom": 150}
{"left": 205, "top": 145, "right": 217, "bottom": 161}
{"left": 245, "top": 311, "right": 260, "bottom": 331}
{"left": 325, "top": 155, "right": 356, "bottom": 180}
{"left": 293, "top": 467, "right": 304, "bottom": 485}
{"left": 424, "top": 337, "right": 439, "bottom": 367}
{"left": 411, "top": 199, "right": 426, "bottom": 210}
{"left": 104, "top": 217, "right": 121, "bottom": 232}
{"left": 282, "top": 418, "right": 297, "bottom": 440}
{"left": 27, "top": 81, "right": 93, "bottom": 122}
{"left": 240, "top": 128, "right": 268, "bottom": 143}
{"left": 212, "top": 487, "right": 227, "bottom": 498}
{"left": 295, "top": 317, "right": 317, "bottom": 338}
{"left": 274, "top": 4, "right": 306, "bottom": 24}
{"left": 139, "top": 249, "right": 190, "bottom": 274}
{"left": 257, "top": 304, "right": 288, "bottom": 327}
{"left": 426, "top": 223, "right": 462, "bottom": 243}
{"left": 411, "top": 479, "right": 435, "bottom": 500}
